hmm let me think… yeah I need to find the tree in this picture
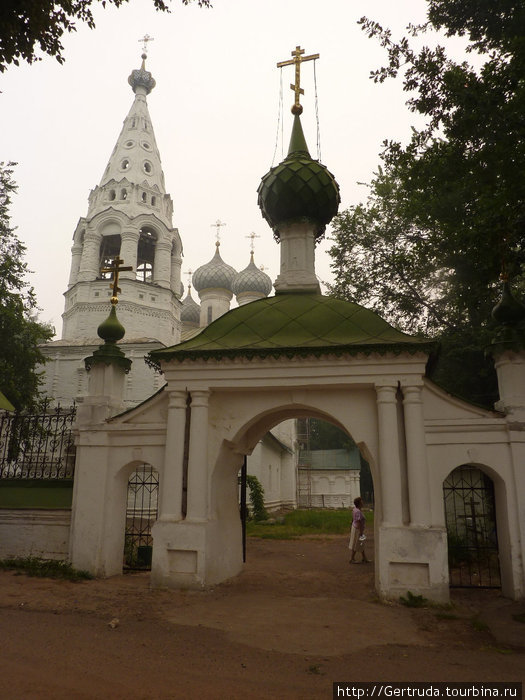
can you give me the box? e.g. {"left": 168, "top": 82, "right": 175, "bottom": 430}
{"left": 328, "top": 1, "right": 525, "bottom": 406}
{"left": 0, "top": 162, "right": 54, "bottom": 411}
{"left": 0, "top": 0, "right": 211, "bottom": 73}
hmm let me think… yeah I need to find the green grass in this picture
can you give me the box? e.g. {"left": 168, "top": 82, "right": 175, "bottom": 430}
{"left": 0, "top": 556, "right": 93, "bottom": 581}
{"left": 246, "top": 508, "right": 373, "bottom": 539}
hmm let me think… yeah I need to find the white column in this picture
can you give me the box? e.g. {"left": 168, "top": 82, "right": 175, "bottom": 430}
{"left": 153, "top": 240, "right": 172, "bottom": 289}
{"left": 68, "top": 243, "right": 83, "bottom": 287}
{"left": 273, "top": 221, "right": 320, "bottom": 293}
{"left": 186, "top": 389, "right": 210, "bottom": 521}
{"left": 171, "top": 250, "right": 182, "bottom": 296}
{"left": 119, "top": 230, "right": 139, "bottom": 280}
{"left": 402, "top": 384, "right": 431, "bottom": 526}
{"left": 159, "top": 390, "right": 187, "bottom": 521}
{"left": 77, "top": 231, "right": 101, "bottom": 282}
{"left": 376, "top": 383, "right": 403, "bottom": 526}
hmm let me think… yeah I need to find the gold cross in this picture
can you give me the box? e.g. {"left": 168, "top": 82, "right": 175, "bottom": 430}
{"left": 139, "top": 34, "right": 154, "bottom": 54}
{"left": 277, "top": 46, "right": 319, "bottom": 115}
{"left": 185, "top": 269, "right": 193, "bottom": 287}
{"left": 211, "top": 219, "right": 226, "bottom": 244}
{"left": 246, "top": 232, "right": 260, "bottom": 252}
{"left": 101, "top": 256, "right": 133, "bottom": 305}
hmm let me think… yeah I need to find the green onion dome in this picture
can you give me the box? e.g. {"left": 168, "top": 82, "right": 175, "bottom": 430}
{"left": 97, "top": 305, "right": 126, "bottom": 344}
{"left": 232, "top": 253, "right": 273, "bottom": 297}
{"left": 492, "top": 279, "right": 525, "bottom": 327}
{"left": 257, "top": 115, "right": 340, "bottom": 241}
{"left": 193, "top": 243, "right": 237, "bottom": 293}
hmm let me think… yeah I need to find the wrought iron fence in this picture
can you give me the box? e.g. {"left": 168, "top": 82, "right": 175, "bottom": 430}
{"left": 0, "top": 402, "right": 76, "bottom": 479}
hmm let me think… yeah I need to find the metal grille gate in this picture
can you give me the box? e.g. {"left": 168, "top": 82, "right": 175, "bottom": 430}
{"left": 443, "top": 466, "right": 500, "bottom": 588}
{"left": 124, "top": 464, "right": 159, "bottom": 570}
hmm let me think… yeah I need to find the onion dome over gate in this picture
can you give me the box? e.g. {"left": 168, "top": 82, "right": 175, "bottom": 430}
{"left": 232, "top": 253, "right": 273, "bottom": 297}
{"left": 257, "top": 114, "right": 340, "bottom": 241}
{"left": 192, "top": 242, "right": 237, "bottom": 292}
{"left": 181, "top": 286, "right": 201, "bottom": 324}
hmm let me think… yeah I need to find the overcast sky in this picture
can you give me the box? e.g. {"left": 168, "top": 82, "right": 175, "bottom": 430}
{"left": 0, "top": 0, "right": 472, "bottom": 338}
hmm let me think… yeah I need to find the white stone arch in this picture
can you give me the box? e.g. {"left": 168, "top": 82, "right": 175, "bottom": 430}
{"left": 442, "top": 462, "right": 513, "bottom": 596}
{"left": 210, "top": 393, "right": 378, "bottom": 506}
{"left": 204, "top": 399, "right": 377, "bottom": 585}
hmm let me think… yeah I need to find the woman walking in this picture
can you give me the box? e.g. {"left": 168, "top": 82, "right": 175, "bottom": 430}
{"left": 349, "top": 496, "right": 369, "bottom": 563}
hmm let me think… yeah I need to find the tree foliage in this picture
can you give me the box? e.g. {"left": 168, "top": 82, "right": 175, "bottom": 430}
{"left": 328, "top": 1, "right": 525, "bottom": 406}
{"left": 0, "top": 163, "right": 54, "bottom": 411}
{"left": 0, "top": 0, "right": 211, "bottom": 73}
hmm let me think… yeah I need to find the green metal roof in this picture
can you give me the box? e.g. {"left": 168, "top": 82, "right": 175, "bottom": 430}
{"left": 0, "top": 391, "right": 15, "bottom": 412}
{"left": 149, "top": 293, "right": 434, "bottom": 365}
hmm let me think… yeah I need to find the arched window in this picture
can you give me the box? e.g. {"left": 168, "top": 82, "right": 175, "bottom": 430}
{"left": 109, "top": 190, "right": 116, "bottom": 201}
{"left": 151, "top": 196, "right": 156, "bottom": 206}
{"left": 137, "top": 227, "right": 156, "bottom": 283}
{"left": 121, "top": 159, "right": 130, "bottom": 170}
{"left": 142, "top": 192, "right": 147, "bottom": 203}
{"left": 143, "top": 161, "right": 152, "bottom": 174}
{"left": 121, "top": 189, "right": 127, "bottom": 200}
{"left": 99, "top": 234, "right": 121, "bottom": 277}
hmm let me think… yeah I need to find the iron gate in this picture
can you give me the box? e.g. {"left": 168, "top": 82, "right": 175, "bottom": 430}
{"left": 443, "top": 466, "right": 500, "bottom": 588}
{"left": 124, "top": 464, "right": 159, "bottom": 570}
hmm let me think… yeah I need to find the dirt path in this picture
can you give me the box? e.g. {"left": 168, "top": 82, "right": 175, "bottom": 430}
{"left": 0, "top": 535, "right": 524, "bottom": 699}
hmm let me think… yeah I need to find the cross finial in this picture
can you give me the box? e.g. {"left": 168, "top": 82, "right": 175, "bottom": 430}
{"left": 100, "top": 256, "right": 133, "bottom": 305}
{"left": 185, "top": 269, "right": 193, "bottom": 288}
{"left": 246, "top": 232, "right": 260, "bottom": 253}
{"left": 139, "top": 34, "right": 154, "bottom": 54}
{"left": 277, "top": 45, "right": 319, "bottom": 115}
{"left": 211, "top": 219, "right": 227, "bottom": 245}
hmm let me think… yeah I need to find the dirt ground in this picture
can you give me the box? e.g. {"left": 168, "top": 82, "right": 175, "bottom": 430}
{"left": 0, "top": 534, "right": 524, "bottom": 700}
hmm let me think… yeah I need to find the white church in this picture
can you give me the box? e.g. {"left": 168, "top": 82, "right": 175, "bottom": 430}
{"left": 7, "top": 49, "right": 525, "bottom": 603}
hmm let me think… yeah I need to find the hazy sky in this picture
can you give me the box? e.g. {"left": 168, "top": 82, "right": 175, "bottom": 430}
{"left": 0, "top": 0, "right": 470, "bottom": 337}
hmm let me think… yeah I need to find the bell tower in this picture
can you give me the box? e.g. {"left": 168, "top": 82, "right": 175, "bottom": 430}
{"left": 41, "top": 50, "right": 182, "bottom": 407}
{"left": 62, "top": 51, "right": 182, "bottom": 347}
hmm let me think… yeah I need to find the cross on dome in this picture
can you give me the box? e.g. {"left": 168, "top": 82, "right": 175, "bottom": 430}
{"left": 211, "top": 219, "right": 227, "bottom": 245}
{"left": 277, "top": 45, "right": 319, "bottom": 115}
{"left": 139, "top": 34, "right": 154, "bottom": 54}
{"left": 246, "top": 232, "right": 260, "bottom": 253}
{"left": 185, "top": 269, "right": 193, "bottom": 287}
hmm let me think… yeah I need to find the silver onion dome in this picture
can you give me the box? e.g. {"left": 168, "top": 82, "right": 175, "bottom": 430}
{"left": 193, "top": 243, "right": 237, "bottom": 293}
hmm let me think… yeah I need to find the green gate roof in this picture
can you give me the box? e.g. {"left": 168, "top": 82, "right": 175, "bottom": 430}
{"left": 149, "top": 294, "right": 434, "bottom": 366}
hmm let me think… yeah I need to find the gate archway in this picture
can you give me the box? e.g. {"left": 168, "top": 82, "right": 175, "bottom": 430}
{"left": 443, "top": 465, "right": 500, "bottom": 588}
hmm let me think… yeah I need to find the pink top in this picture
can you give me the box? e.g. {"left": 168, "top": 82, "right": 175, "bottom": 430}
{"left": 352, "top": 506, "right": 365, "bottom": 529}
